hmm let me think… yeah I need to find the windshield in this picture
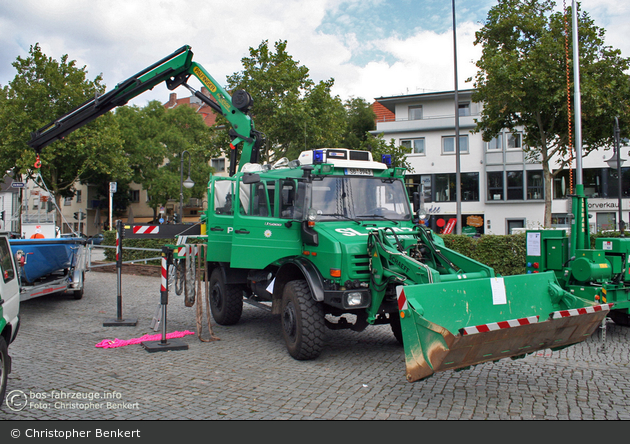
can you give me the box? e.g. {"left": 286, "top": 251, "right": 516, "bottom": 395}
{"left": 305, "top": 176, "right": 411, "bottom": 222}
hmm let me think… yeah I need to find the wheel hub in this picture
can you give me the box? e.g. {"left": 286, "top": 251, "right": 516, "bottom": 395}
{"left": 283, "top": 302, "right": 297, "bottom": 338}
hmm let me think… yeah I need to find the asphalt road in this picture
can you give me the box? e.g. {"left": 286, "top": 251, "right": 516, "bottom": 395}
{"left": 2, "top": 267, "right": 630, "bottom": 421}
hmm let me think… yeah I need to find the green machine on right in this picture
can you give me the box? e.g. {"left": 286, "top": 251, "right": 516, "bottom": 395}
{"left": 526, "top": 184, "right": 630, "bottom": 326}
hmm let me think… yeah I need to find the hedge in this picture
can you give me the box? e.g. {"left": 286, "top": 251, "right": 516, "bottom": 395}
{"left": 101, "top": 229, "right": 628, "bottom": 276}
{"left": 440, "top": 233, "right": 527, "bottom": 276}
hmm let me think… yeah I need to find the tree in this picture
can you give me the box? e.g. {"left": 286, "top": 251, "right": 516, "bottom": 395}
{"left": 361, "top": 134, "right": 413, "bottom": 173}
{"left": 115, "top": 101, "right": 217, "bottom": 221}
{"left": 343, "top": 97, "right": 376, "bottom": 150}
{"left": 0, "top": 43, "right": 130, "bottom": 213}
{"left": 225, "top": 40, "right": 347, "bottom": 163}
{"left": 470, "top": 0, "right": 630, "bottom": 226}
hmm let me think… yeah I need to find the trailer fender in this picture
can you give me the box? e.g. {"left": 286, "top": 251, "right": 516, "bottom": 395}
{"left": 274, "top": 257, "right": 325, "bottom": 304}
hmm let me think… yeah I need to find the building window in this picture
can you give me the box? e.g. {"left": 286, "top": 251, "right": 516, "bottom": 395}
{"left": 527, "top": 171, "right": 544, "bottom": 200}
{"left": 596, "top": 212, "right": 616, "bottom": 231}
{"left": 442, "top": 135, "right": 469, "bottom": 154}
{"left": 76, "top": 190, "right": 82, "bottom": 203}
{"left": 212, "top": 158, "right": 226, "bottom": 172}
{"left": 507, "top": 171, "right": 524, "bottom": 200}
{"left": 461, "top": 172, "right": 479, "bottom": 202}
{"left": 401, "top": 138, "right": 425, "bottom": 155}
{"left": 507, "top": 132, "right": 522, "bottom": 149}
{"left": 434, "top": 172, "right": 479, "bottom": 202}
{"left": 551, "top": 213, "right": 571, "bottom": 228}
{"left": 408, "top": 106, "right": 423, "bottom": 120}
{"left": 506, "top": 219, "right": 525, "bottom": 234}
{"left": 64, "top": 197, "right": 72, "bottom": 206}
{"left": 487, "top": 171, "right": 503, "bottom": 200}
{"left": 486, "top": 134, "right": 502, "bottom": 151}
{"left": 458, "top": 103, "right": 470, "bottom": 116}
{"left": 129, "top": 190, "right": 140, "bottom": 203}
{"left": 434, "top": 174, "right": 455, "bottom": 202}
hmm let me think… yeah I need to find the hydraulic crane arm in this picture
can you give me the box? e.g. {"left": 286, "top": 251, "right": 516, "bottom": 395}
{"left": 28, "top": 45, "right": 261, "bottom": 175}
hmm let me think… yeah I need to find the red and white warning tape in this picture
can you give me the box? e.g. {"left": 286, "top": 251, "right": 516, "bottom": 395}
{"left": 133, "top": 225, "right": 160, "bottom": 235}
{"left": 550, "top": 303, "right": 613, "bottom": 319}
{"left": 460, "top": 316, "right": 539, "bottom": 336}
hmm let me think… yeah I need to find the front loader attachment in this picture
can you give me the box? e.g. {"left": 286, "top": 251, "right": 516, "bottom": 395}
{"left": 397, "top": 272, "right": 612, "bottom": 382}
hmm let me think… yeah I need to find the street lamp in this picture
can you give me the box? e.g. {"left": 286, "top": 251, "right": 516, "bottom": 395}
{"left": 605, "top": 117, "right": 625, "bottom": 236}
{"left": 179, "top": 150, "right": 194, "bottom": 224}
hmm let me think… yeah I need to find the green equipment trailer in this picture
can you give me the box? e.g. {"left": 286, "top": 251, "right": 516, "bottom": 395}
{"left": 526, "top": 184, "right": 630, "bottom": 328}
{"left": 28, "top": 46, "right": 610, "bottom": 382}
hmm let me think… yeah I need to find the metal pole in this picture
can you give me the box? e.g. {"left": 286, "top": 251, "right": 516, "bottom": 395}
{"left": 103, "top": 219, "right": 137, "bottom": 326}
{"left": 116, "top": 219, "right": 123, "bottom": 320}
{"left": 615, "top": 117, "right": 625, "bottom": 237}
{"left": 452, "top": 0, "right": 462, "bottom": 234}
{"left": 179, "top": 153, "right": 184, "bottom": 224}
{"left": 572, "top": 0, "right": 583, "bottom": 186}
{"left": 160, "top": 247, "right": 169, "bottom": 344}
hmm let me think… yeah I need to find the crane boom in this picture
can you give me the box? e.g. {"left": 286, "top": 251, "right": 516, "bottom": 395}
{"left": 28, "top": 45, "right": 261, "bottom": 175}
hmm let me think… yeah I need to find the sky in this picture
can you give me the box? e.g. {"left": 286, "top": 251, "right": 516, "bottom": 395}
{"left": 0, "top": 0, "right": 628, "bottom": 108}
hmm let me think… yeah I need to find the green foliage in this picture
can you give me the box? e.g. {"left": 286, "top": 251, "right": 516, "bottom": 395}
{"left": 441, "top": 233, "right": 527, "bottom": 276}
{"left": 342, "top": 97, "right": 376, "bottom": 150}
{"left": 114, "top": 101, "right": 217, "bottom": 220}
{"left": 225, "top": 40, "right": 347, "bottom": 162}
{"left": 361, "top": 134, "right": 414, "bottom": 173}
{"left": 0, "top": 43, "right": 130, "bottom": 204}
{"left": 471, "top": 0, "right": 630, "bottom": 227}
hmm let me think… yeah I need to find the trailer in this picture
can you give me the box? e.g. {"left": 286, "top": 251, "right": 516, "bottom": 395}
{"left": 10, "top": 237, "right": 88, "bottom": 301}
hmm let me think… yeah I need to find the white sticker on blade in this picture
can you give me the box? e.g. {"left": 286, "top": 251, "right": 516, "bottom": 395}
{"left": 491, "top": 277, "right": 507, "bottom": 305}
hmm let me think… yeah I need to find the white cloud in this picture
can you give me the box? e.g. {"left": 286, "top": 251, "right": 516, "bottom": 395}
{"left": 0, "top": 0, "right": 627, "bottom": 110}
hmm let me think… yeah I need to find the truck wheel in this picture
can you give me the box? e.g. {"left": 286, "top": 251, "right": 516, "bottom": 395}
{"left": 0, "top": 336, "right": 8, "bottom": 407}
{"left": 209, "top": 268, "right": 243, "bottom": 325}
{"left": 389, "top": 313, "right": 404, "bottom": 345}
{"left": 281, "top": 280, "right": 325, "bottom": 360}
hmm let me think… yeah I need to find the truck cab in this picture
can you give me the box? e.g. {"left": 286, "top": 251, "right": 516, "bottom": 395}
{"left": 205, "top": 148, "right": 414, "bottom": 358}
{"left": 0, "top": 233, "right": 21, "bottom": 406}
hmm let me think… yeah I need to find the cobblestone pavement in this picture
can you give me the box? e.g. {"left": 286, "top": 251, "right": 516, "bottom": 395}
{"left": 2, "top": 268, "right": 630, "bottom": 421}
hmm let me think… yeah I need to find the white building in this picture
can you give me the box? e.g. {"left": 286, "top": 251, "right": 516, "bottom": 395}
{"left": 372, "top": 89, "right": 628, "bottom": 235}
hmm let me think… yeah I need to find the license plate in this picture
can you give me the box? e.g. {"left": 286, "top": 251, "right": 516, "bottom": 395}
{"left": 344, "top": 168, "right": 373, "bottom": 176}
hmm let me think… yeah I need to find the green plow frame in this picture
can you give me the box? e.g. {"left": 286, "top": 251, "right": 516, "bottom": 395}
{"left": 397, "top": 273, "right": 611, "bottom": 382}
{"left": 366, "top": 227, "right": 612, "bottom": 382}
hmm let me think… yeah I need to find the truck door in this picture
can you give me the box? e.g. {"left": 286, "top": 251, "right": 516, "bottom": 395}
{"left": 230, "top": 178, "right": 302, "bottom": 269}
{"left": 0, "top": 236, "right": 20, "bottom": 320}
{"left": 206, "top": 177, "right": 236, "bottom": 263}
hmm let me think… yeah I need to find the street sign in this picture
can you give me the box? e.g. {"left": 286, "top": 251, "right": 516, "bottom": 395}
{"left": 110, "top": 182, "right": 117, "bottom": 193}
{"left": 11, "top": 182, "right": 24, "bottom": 188}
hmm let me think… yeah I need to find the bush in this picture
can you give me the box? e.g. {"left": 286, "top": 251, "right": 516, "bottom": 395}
{"left": 440, "top": 233, "right": 527, "bottom": 276}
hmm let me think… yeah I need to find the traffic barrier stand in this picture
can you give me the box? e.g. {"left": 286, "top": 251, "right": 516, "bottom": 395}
{"left": 103, "top": 220, "right": 138, "bottom": 327}
{"left": 141, "top": 246, "right": 189, "bottom": 352}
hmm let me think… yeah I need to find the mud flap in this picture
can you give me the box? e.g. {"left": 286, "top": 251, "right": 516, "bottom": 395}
{"left": 396, "top": 271, "right": 612, "bottom": 382}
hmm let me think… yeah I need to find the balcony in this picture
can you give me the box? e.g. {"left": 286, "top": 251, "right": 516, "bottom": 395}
{"left": 375, "top": 113, "right": 479, "bottom": 135}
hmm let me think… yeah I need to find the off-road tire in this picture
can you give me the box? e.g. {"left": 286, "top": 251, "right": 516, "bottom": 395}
{"left": 389, "top": 312, "right": 404, "bottom": 345}
{"left": 209, "top": 268, "right": 243, "bottom": 325}
{"left": 281, "top": 280, "right": 325, "bottom": 360}
{"left": 0, "top": 336, "right": 9, "bottom": 408}
{"left": 609, "top": 310, "right": 630, "bottom": 327}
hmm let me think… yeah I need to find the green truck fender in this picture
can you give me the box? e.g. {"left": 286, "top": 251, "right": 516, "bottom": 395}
{"left": 273, "top": 257, "right": 325, "bottom": 303}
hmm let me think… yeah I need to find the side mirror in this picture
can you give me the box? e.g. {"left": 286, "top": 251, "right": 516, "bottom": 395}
{"left": 242, "top": 173, "right": 260, "bottom": 184}
{"left": 412, "top": 192, "right": 420, "bottom": 212}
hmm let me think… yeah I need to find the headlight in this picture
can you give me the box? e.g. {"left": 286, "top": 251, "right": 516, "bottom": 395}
{"left": 346, "top": 292, "right": 364, "bottom": 306}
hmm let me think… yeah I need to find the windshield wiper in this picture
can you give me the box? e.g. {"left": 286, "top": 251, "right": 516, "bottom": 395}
{"left": 356, "top": 214, "right": 400, "bottom": 224}
{"left": 318, "top": 213, "right": 362, "bottom": 225}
